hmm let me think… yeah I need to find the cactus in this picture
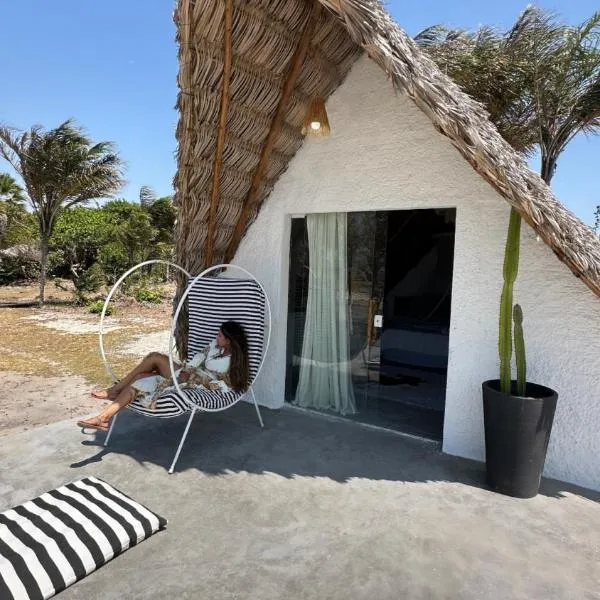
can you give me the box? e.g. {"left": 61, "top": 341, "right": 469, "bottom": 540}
{"left": 513, "top": 304, "right": 526, "bottom": 396}
{"left": 499, "top": 208, "right": 522, "bottom": 394}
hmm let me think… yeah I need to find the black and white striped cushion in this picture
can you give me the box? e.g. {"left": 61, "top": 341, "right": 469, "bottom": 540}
{"left": 127, "top": 277, "right": 266, "bottom": 417}
{"left": 183, "top": 277, "right": 265, "bottom": 410}
{"left": 186, "top": 277, "right": 265, "bottom": 379}
{"left": 128, "top": 392, "right": 188, "bottom": 419}
{"left": 0, "top": 477, "right": 167, "bottom": 600}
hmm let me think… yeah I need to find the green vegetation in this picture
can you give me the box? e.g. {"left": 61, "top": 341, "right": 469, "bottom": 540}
{"left": 513, "top": 304, "right": 526, "bottom": 396}
{"left": 0, "top": 120, "right": 125, "bottom": 304}
{"left": 0, "top": 173, "right": 36, "bottom": 249}
{"left": 87, "top": 300, "right": 111, "bottom": 315}
{"left": 135, "top": 286, "right": 163, "bottom": 304}
{"left": 0, "top": 170, "right": 176, "bottom": 303}
{"left": 0, "top": 173, "right": 25, "bottom": 206}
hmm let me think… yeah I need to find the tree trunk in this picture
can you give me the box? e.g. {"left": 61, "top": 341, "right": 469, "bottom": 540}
{"left": 39, "top": 233, "right": 49, "bottom": 306}
{"left": 540, "top": 153, "right": 557, "bottom": 185}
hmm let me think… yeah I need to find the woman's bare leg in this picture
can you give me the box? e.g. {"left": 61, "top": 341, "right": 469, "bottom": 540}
{"left": 101, "top": 387, "right": 137, "bottom": 421}
{"left": 78, "top": 386, "right": 138, "bottom": 430}
{"left": 95, "top": 352, "right": 179, "bottom": 399}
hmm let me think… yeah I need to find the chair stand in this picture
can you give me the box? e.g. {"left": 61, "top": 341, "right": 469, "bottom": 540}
{"left": 104, "top": 392, "right": 264, "bottom": 475}
{"left": 104, "top": 412, "right": 118, "bottom": 447}
{"left": 168, "top": 408, "right": 198, "bottom": 474}
{"left": 250, "top": 387, "right": 264, "bottom": 428}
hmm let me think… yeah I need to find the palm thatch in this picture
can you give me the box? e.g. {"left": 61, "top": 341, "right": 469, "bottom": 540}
{"left": 174, "top": 0, "right": 600, "bottom": 298}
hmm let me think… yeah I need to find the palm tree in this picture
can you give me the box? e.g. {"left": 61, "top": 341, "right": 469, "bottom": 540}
{"left": 416, "top": 7, "right": 600, "bottom": 185}
{"left": 415, "top": 23, "right": 538, "bottom": 155}
{"left": 0, "top": 173, "right": 27, "bottom": 245}
{"left": 0, "top": 120, "right": 125, "bottom": 304}
{"left": 418, "top": 8, "right": 600, "bottom": 388}
{"left": 0, "top": 172, "right": 25, "bottom": 207}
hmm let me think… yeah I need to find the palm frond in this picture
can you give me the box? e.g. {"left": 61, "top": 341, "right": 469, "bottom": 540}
{"left": 415, "top": 17, "right": 538, "bottom": 154}
{"left": 414, "top": 25, "right": 453, "bottom": 46}
{"left": 139, "top": 185, "right": 158, "bottom": 207}
{"left": 578, "top": 11, "right": 600, "bottom": 42}
{"left": 416, "top": 7, "right": 600, "bottom": 167}
{"left": 0, "top": 173, "right": 25, "bottom": 206}
{"left": 531, "top": 10, "right": 600, "bottom": 162}
{"left": 0, "top": 126, "right": 26, "bottom": 174}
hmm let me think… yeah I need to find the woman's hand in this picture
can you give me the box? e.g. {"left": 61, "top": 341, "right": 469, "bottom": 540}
{"left": 177, "top": 370, "right": 191, "bottom": 383}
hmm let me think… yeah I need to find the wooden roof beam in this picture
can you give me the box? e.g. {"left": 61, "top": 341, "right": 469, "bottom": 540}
{"left": 225, "top": 3, "right": 319, "bottom": 262}
{"left": 204, "top": 0, "right": 233, "bottom": 268}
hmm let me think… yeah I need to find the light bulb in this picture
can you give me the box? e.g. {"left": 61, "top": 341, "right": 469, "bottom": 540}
{"left": 310, "top": 121, "right": 321, "bottom": 130}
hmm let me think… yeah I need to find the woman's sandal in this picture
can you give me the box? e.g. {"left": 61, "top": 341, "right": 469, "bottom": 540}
{"left": 77, "top": 417, "right": 111, "bottom": 433}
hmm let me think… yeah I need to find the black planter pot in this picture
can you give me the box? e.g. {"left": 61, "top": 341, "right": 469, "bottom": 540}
{"left": 482, "top": 380, "right": 558, "bottom": 499}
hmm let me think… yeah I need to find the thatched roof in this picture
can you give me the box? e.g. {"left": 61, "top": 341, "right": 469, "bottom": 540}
{"left": 174, "top": 0, "right": 600, "bottom": 298}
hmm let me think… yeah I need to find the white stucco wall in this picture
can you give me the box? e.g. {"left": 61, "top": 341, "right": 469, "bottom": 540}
{"left": 233, "top": 55, "right": 600, "bottom": 492}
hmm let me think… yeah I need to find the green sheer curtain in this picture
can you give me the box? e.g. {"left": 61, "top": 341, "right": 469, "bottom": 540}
{"left": 295, "top": 212, "right": 356, "bottom": 415}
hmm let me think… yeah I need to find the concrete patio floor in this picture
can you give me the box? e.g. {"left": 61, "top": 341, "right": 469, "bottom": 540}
{"left": 0, "top": 403, "right": 598, "bottom": 600}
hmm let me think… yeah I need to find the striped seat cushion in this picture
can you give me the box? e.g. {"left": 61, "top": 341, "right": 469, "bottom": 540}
{"left": 128, "top": 392, "right": 189, "bottom": 418}
{"left": 186, "top": 277, "right": 265, "bottom": 380}
{"left": 0, "top": 477, "right": 167, "bottom": 600}
{"left": 129, "top": 277, "right": 265, "bottom": 417}
{"left": 181, "top": 277, "right": 264, "bottom": 410}
{"left": 128, "top": 387, "right": 241, "bottom": 418}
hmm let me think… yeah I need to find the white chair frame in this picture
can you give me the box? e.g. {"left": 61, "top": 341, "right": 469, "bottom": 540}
{"left": 98, "top": 261, "right": 272, "bottom": 473}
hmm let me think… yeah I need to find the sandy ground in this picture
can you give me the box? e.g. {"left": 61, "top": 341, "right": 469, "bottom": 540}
{"left": 0, "top": 322, "right": 171, "bottom": 436}
{"left": 0, "top": 328, "right": 172, "bottom": 437}
{"left": 0, "top": 283, "right": 174, "bottom": 437}
{"left": 0, "top": 323, "right": 173, "bottom": 435}
{"left": 0, "top": 280, "right": 75, "bottom": 302}
{"left": 0, "top": 372, "right": 108, "bottom": 437}
{"left": 118, "top": 329, "right": 173, "bottom": 356}
{"left": 20, "top": 312, "right": 123, "bottom": 333}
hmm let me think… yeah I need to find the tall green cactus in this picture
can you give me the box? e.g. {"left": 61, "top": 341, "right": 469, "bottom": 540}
{"left": 499, "top": 208, "right": 522, "bottom": 394}
{"left": 513, "top": 304, "right": 526, "bottom": 396}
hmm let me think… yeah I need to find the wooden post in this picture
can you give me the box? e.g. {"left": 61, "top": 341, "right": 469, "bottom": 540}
{"left": 204, "top": 0, "right": 234, "bottom": 268}
{"left": 225, "top": 4, "right": 319, "bottom": 261}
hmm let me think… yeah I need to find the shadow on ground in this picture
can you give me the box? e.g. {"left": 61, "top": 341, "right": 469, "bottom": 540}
{"left": 73, "top": 402, "right": 599, "bottom": 503}
{"left": 3, "top": 401, "right": 599, "bottom": 599}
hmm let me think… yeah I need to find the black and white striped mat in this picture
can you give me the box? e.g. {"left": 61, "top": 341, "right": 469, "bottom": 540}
{"left": 0, "top": 477, "right": 167, "bottom": 600}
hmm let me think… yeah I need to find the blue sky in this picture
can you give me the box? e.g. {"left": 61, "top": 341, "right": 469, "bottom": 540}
{"left": 1, "top": 1, "right": 598, "bottom": 224}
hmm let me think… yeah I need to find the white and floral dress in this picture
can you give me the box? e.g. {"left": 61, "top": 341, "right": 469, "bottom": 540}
{"left": 132, "top": 339, "right": 231, "bottom": 409}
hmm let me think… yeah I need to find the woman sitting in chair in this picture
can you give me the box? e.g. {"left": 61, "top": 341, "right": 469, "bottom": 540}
{"left": 78, "top": 320, "right": 249, "bottom": 433}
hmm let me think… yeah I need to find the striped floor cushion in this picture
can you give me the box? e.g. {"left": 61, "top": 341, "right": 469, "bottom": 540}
{"left": 0, "top": 477, "right": 167, "bottom": 600}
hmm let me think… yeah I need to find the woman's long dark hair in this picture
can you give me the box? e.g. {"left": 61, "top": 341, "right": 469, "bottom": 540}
{"left": 220, "top": 321, "right": 250, "bottom": 392}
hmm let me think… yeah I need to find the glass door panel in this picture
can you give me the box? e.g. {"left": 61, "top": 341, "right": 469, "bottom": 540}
{"left": 286, "top": 209, "right": 454, "bottom": 441}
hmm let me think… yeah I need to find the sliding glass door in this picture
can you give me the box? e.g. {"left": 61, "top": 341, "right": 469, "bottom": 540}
{"left": 286, "top": 209, "right": 455, "bottom": 441}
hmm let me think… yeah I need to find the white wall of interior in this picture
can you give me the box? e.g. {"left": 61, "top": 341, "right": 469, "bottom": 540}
{"left": 233, "top": 55, "right": 600, "bottom": 492}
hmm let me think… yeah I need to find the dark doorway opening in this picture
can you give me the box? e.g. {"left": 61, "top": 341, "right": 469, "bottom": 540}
{"left": 286, "top": 208, "right": 456, "bottom": 441}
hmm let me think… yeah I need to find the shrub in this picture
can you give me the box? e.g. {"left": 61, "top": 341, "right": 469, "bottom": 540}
{"left": 135, "top": 286, "right": 162, "bottom": 303}
{"left": 88, "top": 300, "right": 112, "bottom": 315}
{"left": 0, "top": 245, "right": 40, "bottom": 284}
{"left": 75, "top": 262, "right": 106, "bottom": 294}
{"left": 97, "top": 242, "right": 129, "bottom": 284}
{"left": 0, "top": 202, "right": 37, "bottom": 249}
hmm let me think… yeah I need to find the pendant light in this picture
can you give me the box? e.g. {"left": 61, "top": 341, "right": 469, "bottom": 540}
{"left": 301, "top": 97, "right": 331, "bottom": 137}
